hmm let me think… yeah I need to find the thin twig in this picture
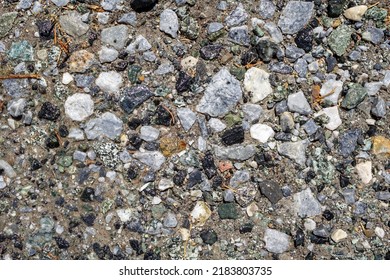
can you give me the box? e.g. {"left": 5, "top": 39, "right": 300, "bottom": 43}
{"left": 0, "top": 74, "right": 41, "bottom": 80}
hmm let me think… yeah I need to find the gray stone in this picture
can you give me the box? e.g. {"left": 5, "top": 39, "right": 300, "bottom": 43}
{"left": 119, "top": 85, "right": 153, "bottom": 114}
{"left": 196, "top": 68, "right": 242, "bottom": 117}
{"left": 278, "top": 1, "right": 314, "bottom": 34}
{"left": 341, "top": 83, "right": 367, "bottom": 109}
{"left": 64, "top": 93, "right": 94, "bottom": 121}
{"left": 348, "top": 50, "right": 361, "bottom": 61}
{"left": 264, "top": 228, "right": 291, "bottom": 253}
{"left": 143, "top": 51, "right": 156, "bottom": 62}
{"left": 230, "top": 170, "right": 250, "bottom": 188}
{"left": 0, "top": 12, "right": 18, "bottom": 39}
{"left": 269, "top": 62, "right": 293, "bottom": 74}
{"left": 287, "top": 91, "right": 312, "bottom": 115}
{"left": 98, "top": 46, "right": 119, "bottom": 63}
{"left": 163, "top": 212, "right": 178, "bottom": 228}
{"left": 51, "top": 0, "right": 69, "bottom": 7}
{"left": 365, "top": 82, "right": 383, "bottom": 96}
{"left": 242, "top": 103, "right": 263, "bottom": 123}
{"left": 133, "top": 151, "right": 166, "bottom": 171}
{"left": 160, "top": 9, "right": 179, "bottom": 38}
{"left": 214, "top": 145, "right": 256, "bottom": 161}
{"left": 384, "top": 71, "right": 390, "bottom": 87}
{"left": 16, "top": 0, "right": 33, "bottom": 10}
{"left": 225, "top": 3, "right": 248, "bottom": 27}
{"left": 0, "top": 160, "right": 17, "bottom": 178}
{"left": 286, "top": 45, "right": 305, "bottom": 61}
{"left": 313, "top": 225, "right": 331, "bottom": 238}
{"left": 101, "top": 25, "right": 129, "bottom": 50}
{"left": 228, "top": 26, "right": 250, "bottom": 46}
{"left": 338, "top": 128, "right": 361, "bottom": 157}
{"left": 73, "top": 150, "right": 87, "bottom": 162}
{"left": 294, "top": 188, "right": 322, "bottom": 218}
{"left": 208, "top": 118, "right": 226, "bottom": 133}
{"left": 362, "top": 27, "right": 384, "bottom": 45}
{"left": 342, "top": 188, "right": 355, "bottom": 204}
{"left": 277, "top": 140, "right": 309, "bottom": 166}
{"left": 294, "top": 58, "right": 308, "bottom": 78}
{"left": 328, "top": 25, "right": 352, "bottom": 56}
{"left": 126, "top": 35, "right": 152, "bottom": 54}
{"left": 84, "top": 112, "right": 123, "bottom": 140}
{"left": 7, "top": 98, "right": 27, "bottom": 118}
{"left": 376, "top": 191, "right": 390, "bottom": 201}
{"left": 59, "top": 12, "right": 89, "bottom": 37}
{"left": 101, "top": 0, "right": 122, "bottom": 11}
{"left": 217, "top": 1, "right": 227, "bottom": 10}
{"left": 308, "top": 61, "right": 319, "bottom": 73}
{"left": 140, "top": 126, "right": 160, "bottom": 142}
{"left": 223, "top": 190, "right": 235, "bottom": 202}
{"left": 118, "top": 12, "right": 137, "bottom": 26}
{"left": 258, "top": 0, "right": 276, "bottom": 19}
{"left": 95, "top": 71, "right": 123, "bottom": 93}
{"left": 154, "top": 62, "right": 174, "bottom": 75}
{"left": 371, "top": 97, "right": 387, "bottom": 118}
{"left": 208, "top": 22, "right": 224, "bottom": 34}
{"left": 354, "top": 201, "right": 367, "bottom": 215}
{"left": 74, "top": 75, "right": 94, "bottom": 88}
{"left": 177, "top": 108, "right": 197, "bottom": 132}
{"left": 280, "top": 112, "right": 294, "bottom": 132}
{"left": 0, "top": 176, "right": 6, "bottom": 189}
{"left": 68, "top": 128, "right": 85, "bottom": 140}
{"left": 259, "top": 180, "right": 283, "bottom": 204}
{"left": 264, "top": 22, "right": 283, "bottom": 43}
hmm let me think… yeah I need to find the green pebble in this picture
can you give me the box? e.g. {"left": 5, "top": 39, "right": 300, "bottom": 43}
{"left": 218, "top": 203, "right": 238, "bottom": 219}
{"left": 341, "top": 83, "right": 367, "bottom": 109}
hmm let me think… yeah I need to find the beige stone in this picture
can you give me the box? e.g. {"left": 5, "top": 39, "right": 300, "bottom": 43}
{"left": 356, "top": 161, "right": 372, "bottom": 184}
{"left": 190, "top": 201, "right": 211, "bottom": 226}
{"left": 344, "top": 5, "right": 368, "bottom": 22}
{"left": 331, "top": 229, "right": 348, "bottom": 243}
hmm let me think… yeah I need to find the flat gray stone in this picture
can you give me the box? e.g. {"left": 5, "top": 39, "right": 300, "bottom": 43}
{"left": 294, "top": 188, "right": 322, "bottom": 218}
{"left": 126, "top": 35, "right": 152, "bottom": 54}
{"left": 225, "top": 3, "right": 248, "bottom": 27}
{"left": 84, "top": 112, "right": 123, "bottom": 140}
{"left": 177, "top": 107, "right": 197, "bottom": 132}
{"left": 287, "top": 91, "right": 312, "bottom": 115}
{"left": 278, "top": 1, "right": 314, "bottom": 34}
{"left": 118, "top": 12, "right": 137, "bottom": 26}
{"left": 214, "top": 145, "right": 256, "bottom": 161}
{"left": 59, "top": 12, "right": 89, "bottom": 37}
{"left": 258, "top": 0, "right": 276, "bottom": 19}
{"left": 160, "top": 9, "right": 179, "bottom": 38}
{"left": 7, "top": 98, "right": 26, "bottom": 118}
{"left": 133, "top": 151, "right": 166, "bottom": 171}
{"left": 196, "top": 68, "right": 242, "bottom": 117}
{"left": 264, "top": 228, "right": 291, "bottom": 253}
{"left": 277, "top": 140, "right": 309, "bottom": 166}
{"left": 140, "top": 126, "right": 160, "bottom": 142}
{"left": 101, "top": 25, "right": 129, "bottom": 50}
{"left": 65, "top": 93, "right": 94, "bottom": 121}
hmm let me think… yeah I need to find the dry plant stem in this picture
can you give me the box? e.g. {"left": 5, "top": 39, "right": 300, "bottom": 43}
{"left": 0, "top": 74, "right": 41, "bottom": 80}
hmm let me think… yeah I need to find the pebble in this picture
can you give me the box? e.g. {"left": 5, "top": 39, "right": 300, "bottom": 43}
{"left": 242, "top": 104, "right": 263, "bottom": 124}
{"left": 51, "top": 0, "right": 69, "bottom": 7}
{"left": 287, "top": 91, "right": 312, "bottom": 115}
{"left": 376, "top": 191, "right": 390, "bottom": 201}
{"left": 331, "top": 229, "right": 348, "bottom": 243}
{"left": 295, "top": 27, "right": 313, "bottom": 52}
{"left": 344, "top": 5, "right": 368, "bottom": 21}
{"left": 163, "top": 212, "right": 178, "bottom": 228}
{"left": 214, "top": 145, "right": 256, "bottom": 161}
{"left": 374, "top": 227, "right": 385, "bottom": 239}
{"left": 132, "top": 151, "right": 166, "bottom": 171}
{"left": 263, "top": 228, "right": 291, "bottom": 254}
{"left": 101, "top": 0, "right": 122, "bottom": 11}
{"left": 342, "top": 188, "right": 355, "bottom": 204}
{"left": 160, "top": 9, "right": 179, "bottom": 38}
{"left": 59, "top": 12, "right": 89, "bottom": 37}
{"left": 98, "top": 46, "right": 119, "bottom": 63}
{"left": 73, "top": 150, "right": 86, "bottom": 162}
{"left": 68, "top": 128, "right": 85, "bottom": 140}
{"left": 200, "top": 44, "right": 223, "bottom": 60}
{"left": 101, "top": 25, "right": 129, "bottom": 50}
{"left": 7, "top": 98, "right": 27, "bottom": 118}
{"left": 140, "top": 126, "right": 160, "bottom": 142}
{"left": 372, "top": 136, "right": 390, "bottom": 156}
{"left": 0, "top": 12, "right": 18, "bottom": 38}
{"left": 320, "top": 79, "right": 343, "bottom": 105}
{"left": 126, "top": 35, "right": 152, "bottom": 54}
{"left": 130, "top": 0, "right": 157, "bottom": 12}
{"left": 207, "top": 22, "right": 224, "bottom": 34}
{"left": 38, "top": 102, "right": 60, "bottom": 121}
{"left": 258, "top": 180, "right": 283, "bottom": 204}
{"left": 280, "top": 112, "right": 294, "bottom": 132}
{"left": 355, "top": 161, "right": 372, "bottom": 185}
{"left": 228, "top": 26, "right": 250, "bottom": 46}
{"left": 180, "top": 56, "right": 198, "bottom": 71}
{"left": 208, "top": 118, "right": 226, "bottom": 133}
{"left": 244, "top": 67, "right": 272, "bottom": 103}
{"left": 8, "top": 41, "right": 34, "bottom": 62}
{"left": 218, "top": 203, "right": 238, "bottom": 219}
{"left": 221, "top": 126, "right": 245, "bottom": 146}
{"left": 285, "top": 45, "right": 305, "bottom": 61}
{"left": 341, "top": 83, "right": 367, "bottom": 109}
{"left": 177, "top": 108, "right": 197, "bottom": 132}
{"left": 258, "top": 0, "right": 276, "bottom": 19}
{"left": 117, "top": 209, "right": 134, "bottom": 223}
{"left": 250, "top": 124, "right": 274, "bottom": 143}
{"left": 278, "top": 140, "right": 309, "bottom": 166}
{"left": 294, "top": 188, "right": 322, "bottom": 218}
{"left": 155, "top": 62, "right": 174, "bottom": 75}
{"left": 338, "top": 129, "right": 361, "bottom": 157}
{"left": 95, "top": 71, "right": 123, "bottom": 93}
{"left": 120, "top": 85, "right": 153, "bottom": 114}
{"left": 263, "top": 22, "right": 283, "bottom": 44}
{"left": 0, "top": 176, "right": 6, "bottom": 189}
{"left": 328, "top": 0, "right": 347, "bottom": 18}
{"left": 365, "top": 82, "right": 383, "bottom": 96}
{"left": 225, "top": 3, "right": 248, "bottom": 27}
{"left": 315, "top": 106, "right": 342, "bottom": 131}
{"left": 16, "top": 0, "right": 33, "bottom": 10}
{"left": 196, "top": 68, "right": 242, "bottom": 117}
{"left": 0, "top": 160, "right": 17, "bottom": 178}
{"left": 190, "top": 201, "right": 211, "bottom": 226}
{"left": 200, "top": 229, "right": 218, "bottom": 245}
{"left": 62, "top": 72, "right": 73, "bottom": 84}
{"left": 68, "top": 50, "right": 95, "bottom": 73}
{"left": 64, "top": 93, "right": 94, "bottom": 121}
{"left": 158, "top": 178, "right": 174, "bottom": 191}
{"left": 328, "top": 25, "right": 352, "bottom": 56}
{"left": 118, "top": 12, "right": 137, "bottom": 27}
{"left": 277, "top": 1, "right": 314, "bottom": 34}
{"left": 84, "top": 112, "right": 123, "bottom": 140}
{"left": 371, "top": 97, "right": 386, "bottom": 118}
{"left": 294, "top": 58, "right": 308, "bottom": 78}
{"left": 304, "top": 218, "right": 316, "bottom": 231}
{"left": 362, "top": 27, "right": 384, "bottom": 45}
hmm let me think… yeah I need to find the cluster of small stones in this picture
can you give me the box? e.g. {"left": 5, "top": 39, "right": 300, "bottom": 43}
{"left": 0, "top": 0, "right": 389, "bottom": 260}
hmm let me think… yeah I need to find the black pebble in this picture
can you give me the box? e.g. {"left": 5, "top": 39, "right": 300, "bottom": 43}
{"left": 294, "top": 228, "right": 305, "bottom": 247}
{"left": 310, "top": 233, "right": 328, "bottom": 244}
{"left": 54, "top": 237, "right": 70, "bottom": 249}
{"left": 82, "top": 213, "right": 96, "bottom": 226}
{"left": 129, "top": 239, "right": 143, "bottom": 255}
{"left": 38, "top": 102, "right": 60, "bottom": 121}
{"left": 130, "top": 0, "right": 158, "bottom": 13}
{"left": 188, "top": 169, "right": 203, "bottom": 188}
{"left": 58, "top": 125, "right": 69, "bottom": 137}
{"left": 322, "top": 210, "right": 334, "bottom": 221}
{"left": 128, "top": 118, "right": 143, "bottom": 130}
{"left": 143, "top": 250, "right": 160, "bottom": 260}
{"left": 173, "top": 170, "right": 187, "bottom": 186}
{"left": 239, "top": 223, "right": 254, "bottom": 234}
{"left": 176, "top": 71, "right": 193, "bottom": 93}
{"left": 30, "top": 158, "right": 42, "bottom": 171}
{"left": 200, "top": 229, "right": 218, "bottom": 245}
{"left": 339, "top": 175, "right": 350, "bottom": 188}
{"left": 200, "top": 44, "right": 223, "bottom": 60}
{"left": 80, "top": 187, "right": 95, "bottom": 202}
{"left": 295, "top": 27, "right": 313, "bottom": 52}
{"left": 36, "top": 20, "right": 54, "bottom": 40}
{"left": 221, "top": 126, "right": 244, "bottom": 146}
{"left": 305, "top": 170, "right": 316, "bottom": 183}
{"left": 127, "top": 168, "right": 138, "bottom": 180}
{"left": 128, "top": 134, "right": 143, "bottom": 150}
{"left": 326, "top": 56, "right": 337, "bottom": 73}
{"left": 201, "top": 151, "right": 217, "bottom": 179}
{"left": 154, "top": 105, "right": 173, "bottom": 126}
{"left": 305, "top": 251, "right": 315, "bottom": 260}
{"left": 45, "top": 133, "right": 60, "bottom": 149}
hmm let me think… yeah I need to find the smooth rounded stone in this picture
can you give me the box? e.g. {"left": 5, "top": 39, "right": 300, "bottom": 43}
{"left": 277, "top": 140, "right": 309, "bottom": 166}
{"left": 328, "top": 25, "right": 352, "bottom": 56}
{"left": 163, "top": 212, "right": 178, "bottom": 228}
{"left": 355, "top": 161, "right": 372, "bottom": 185}
{"left": 244, "top": 67, "right": 272, "bottom": 103}
{"left": 228, "top": 26, "right": 250, "bottom": 46}
{"left": 371, "top": 97, "right": 386, "bottom": 118}
{"left": 362, "top": 27, "right": 384, "bottom": 45}
{"left": 286, "top": 45, "right": 305, "bottom": 61}
{"left": 68, "top": 50, "right": 95, "bottom": 73}
{"left": 344, "top": 5, "right": 368, "bottom": 22}
{"left": 294, "top": 58, "right": 308, "bottom": 78}
{"left": 320, "top": 79, "right": 343, "bottom": 105}
{"left": 180, "top": 56, "right": 198, "bottom": 71}
{"left": 62, "top": 72, "right": 73, "bottom": 84}
{"left": 140, "top": 126, "right": 160, "bottom": 141}
{"left": 98, "top": 46, "right": 119, "bottom": 63}
{"left": 315, "top": 106, "right": 342, "bottom": 131}
{"left": 365, "top": 82, "right": 383, "bottom": 96}
{"left": 159, "top": 9, "right": 179, "bottom": 38}
{"left": 223, "top": 189, "right": 235, "bottom": 202}
{"left": 287, "top": 91, "right": 312, "bottom": 115}
{"left": 0, "top": 12, "right": 18, "bottom": 39}
{"left": 308, "top": 61, "right": 319, "bottom": 73}
{"left": 126, "top": 35, "right": 152, "bottom": 54}
{"left": 225, "top": 3, "right": 248, "bottom": 27}
{"left": 0, "top": 160, "right": 16, "bottom": 178}
{"left": 278, "top": 1, "right": 314, "bottom": 34}
{"left": 84, "top": 112, "right": 123, "bottom": 140}
{"left": 263, "top": 228, "right": 291, "bottom": 254}
{"left": 158, "top": 178, "right": 173, "bottom": 191}
{"left": 68, "top": 128, "right": 85, "bottom": 140}
{"left": 280, "top": 112, "right": 294, "bottom": 132}
{"left": 118, "top": 12, "right": 137, "bottom": 26}
{"left": 101, "top": 25, "right": 129, "bottom": 50}
{"left": 130, "top": 0, "right": 157, "bottom": 12}
{"left": 95, "top": 71, "right": 123, "bottom": 93}
{"left": 258, "top": 0, "right": 276, "bottom": 19}
{"left": 132, "top": 151, "right": 165, "bottom": 171}
{"left": 51, "top": 0, "right": 69, "bottom": 7}
{"left": 341, "top": 83, "right": 367, "bottom": 109}
{"left": 190, "top": 201, "right": 211, "bottom": 226}
{"left": 294, "top": 188, "right": 322, "bottom": 218}
{"left": 196, "top": 68, "right": 242, "bottom": 117}
{"left": 242, "top": 103, "right": 263, "bottom": 124}
{"left": 64, "top": 93, "right": 94, "bottom": 121}
{"left": 264, "top": 22, "right": 283, "bottom": 44}
{"left": 7, "top": 98, "right": 26, "bottom": 118}
{"left": 177, "top": 107, "right": 197, "bottom": 132}
{"left": 250, "top": 124, "right": 274, "bottom": 143}
{"left": 214, "top": 144, "right": 256, "bottom": 161}
{"left": 59, "top": 12, "right": 89, "bottom": 37}
{"left": 208, "top": 118, "right": 226, "bottom": 133}
{"left": 331, "top": 229, "right": 348, "bottom": 243}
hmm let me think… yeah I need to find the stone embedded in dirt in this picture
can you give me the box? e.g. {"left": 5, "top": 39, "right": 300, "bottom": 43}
{"left": 244, "top": 67, "right": 272, "bottom": 103}
{"left": 64, "top": 93, "right": 94, "bottom": 122}
{"left": 159, "top": 9, "right": 179, "bottom": 38}
{"left": 101, "top": 25, "right": 129, "bottom": 50}
{"left": 263, "top": 228, "right": 291, "bottom": 253}
{"left": 277, "top": 140, "right": 309, "bottom": 166}
{"left": 278, "top": 1, "right": 314, "bottom": 34}
{"left": 68, "top": 50, "right": 95, "bottom": 73}
{"left": 84, "top": 112, "right": 123, "bottom": 140}
{"left": 214, "top": 145, "right": 256, "bottom": 161}
{"left": 221, "top": 126, "right": 245, "bottom": 146}
{"left": 294, "top": 188, "right": 322, "bottom": 218}
{"left": 372, "top": 136, "right": 390, "bottom": 157}
{"left": 190, "top": 201, "right": 211, "bottom": 226}
{"left": 344, "top": 5, "right": 368, "bottom": 21}
{"left": 250, "top": 124, "right": 275, "bottom": 143}
{"left": 258, "top": 180, "right": 283, "bottom": 204}
{"left": 59, "top": 11, "right": 89, "bottom": 37}
{"left": 177, "top": 108, "right": 197, "bottom": 132}
{"left": 38, "top": 102, "right": 60, "bottom": 121}
{"left": 287, "top": 91, "right": 312, "bottom": 115}
{"left": 131, "top": 0, "right": 158, "bottom": 12}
